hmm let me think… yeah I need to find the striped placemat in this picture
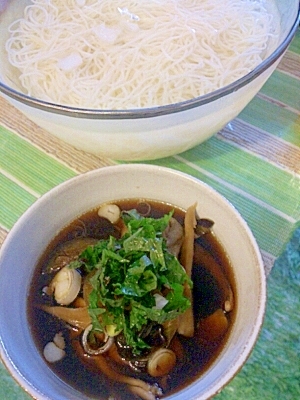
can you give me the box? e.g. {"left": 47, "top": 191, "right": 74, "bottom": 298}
{"left": 0, "top": 28, "right": 299, "bottom": 400}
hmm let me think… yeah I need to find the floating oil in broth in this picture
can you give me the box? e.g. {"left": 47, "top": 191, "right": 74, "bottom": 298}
{"left": 27, "top": 199, "right": 236, "bottom": 399}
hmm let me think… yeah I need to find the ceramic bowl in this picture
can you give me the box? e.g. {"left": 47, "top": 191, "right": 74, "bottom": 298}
{"left": 0, "top": 0, "right": 299, "bottom": 160}
{"left": 0, "top": 164, "right": 266, "bottom": 399}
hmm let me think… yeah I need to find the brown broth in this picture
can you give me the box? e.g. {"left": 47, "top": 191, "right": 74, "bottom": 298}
{"left": 27, "top": 199, "right": 236, "bottom": 399}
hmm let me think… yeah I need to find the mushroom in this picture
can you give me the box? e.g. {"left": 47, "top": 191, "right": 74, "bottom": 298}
{"left": 43, "top": 332, "right": 66, "bottom": 363}
{"left": 195, "top": 218, "right": 214, "bottom": 237}
{"left": 82, "top": 324, "right": 114, "bottom": 355}
{"left": 162, "top": 318, "right": 179, "bottom": 346}
{"left": 43, "top": 342, "right": 66, "bottom": 363}
{"left": 147, "top": 348, "right": 176, "bottom": 377}
{"left": 39, "top": 305, "right": 91, "bottom": 330}
{"left": 50, "top": 265, "right": 82, "bottom": 305}
{"left": 197, "top": 308, "right": 229, "bottom": 343}
{"left": 72, "top": 337, "right": 163, "bottom": 400}
{"left": 98, "top": 204, "right": 121, "bottom": 224}
{"left": 46, "top": 237, "right": 98, "bottom": 273}
{"left": 136, "top": 201, "right": 151, "bottom": 216}
{"left": 163, "top": 217, "right": 184, "bottom": 257}
{"left": 178, "top": 203, "right": 197, "bottom": 337}
{"left": 92, "top": 354, "right": 163, "bottom": 400}
{"left": 130, "top": 384, "right": 162, "bottom": 400}
{"left": 53, "top": 331, "right": 66, "bottom": 350}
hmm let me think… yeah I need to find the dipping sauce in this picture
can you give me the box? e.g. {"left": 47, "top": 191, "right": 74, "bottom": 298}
{"left": 27, "top": 199, "right": 236, "bottom": 399}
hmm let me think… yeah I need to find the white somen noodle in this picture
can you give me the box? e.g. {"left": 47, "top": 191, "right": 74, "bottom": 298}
{"left": 5, "top": 0, "right": 279, "bottom": 109}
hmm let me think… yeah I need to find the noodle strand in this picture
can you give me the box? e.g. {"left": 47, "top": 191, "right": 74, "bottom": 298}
{"left": 5, "top": 0, "right": 279, "bottom": 109}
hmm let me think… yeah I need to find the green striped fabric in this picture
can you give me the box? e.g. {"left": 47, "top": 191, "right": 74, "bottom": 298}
{"left": 259, "top": 70, "right": 300, "bottom": 109}
{"left": 239, "top": 97, "right": 300, "bottom": 145}
{"left": 289, "top": 28, "right": 300, "bottom": 52}
{"left": 0, "top": 127, "right": 76, "bottom": 230}
{"left": 0, "top": 173, "right": 36, "bottom": 229}
{"left": 143, "top": 155, "right": 297, "bottom": 256}
{"left": 0, "top": 127, "right": 76, "bottom": 197}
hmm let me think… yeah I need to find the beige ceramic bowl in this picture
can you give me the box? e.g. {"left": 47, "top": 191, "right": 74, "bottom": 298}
{"left": 0, "top": 0, "right": 299, "bottom": 160}
{"left": 0, "top": 164, "right": 266, "bottom": 399}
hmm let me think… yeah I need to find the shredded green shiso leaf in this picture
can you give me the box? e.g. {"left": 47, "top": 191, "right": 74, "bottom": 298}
{"left": 69, "top": 209, "right": 192, "bottom": 355}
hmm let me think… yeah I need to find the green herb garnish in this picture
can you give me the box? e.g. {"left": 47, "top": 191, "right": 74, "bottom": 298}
{"left": 70, "top": 209, "right": 192, "bottom": 355}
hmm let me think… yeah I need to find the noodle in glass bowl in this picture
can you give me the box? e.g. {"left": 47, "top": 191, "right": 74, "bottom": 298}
{"left": 0, "top": 0, "right": 299, "bottom": 161}
{"left": 0, "top": 164, "right": 266, "bottom": 400}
